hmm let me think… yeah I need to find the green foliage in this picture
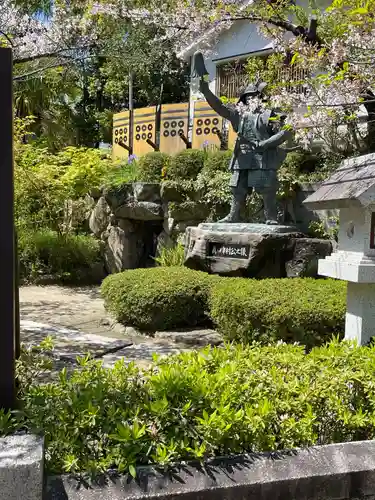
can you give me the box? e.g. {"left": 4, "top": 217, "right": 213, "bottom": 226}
{"left": 160, "top": 179, "right": 198, "bottom": 202}
{"left": 101, "top": 267, "right": 217, "bottom": 330}
{"left": 278, "top": 151, "right": 340, "bottom": 190}
{"left": 308, "top": 216, "right": 339, "bottom": 241}
{"left": 137, "top": 152, "right": 171, "bottom": 183}
{"left": 18, "top": 230, "right": 102, "bottom": 283}
{"left": 154, "top": 244, "right": 185, "bottom": 267}
{"left": 203, "top": 150, "right": 232, "bottom": 173}
{"left": 101, "top": 267, "right": 346, "bottom": 345}
{"left": 209, "top": 278, "right": 346, "bottom": 348}
{"left": 57, "top": 147, "right": 114, "bottom": 198}
{"left": 102, "top": 159, "right": 141, "bottom": 186}
{"left": 166, "top": 149, "right": 205, "bottom": 180}
{"left": 196, "top": 169, "right": 232, "bottom": 206}
{"left": 10, "top": 339, "right": 375, "bottom": 476}
{"left": 15, "top": 123, "right": 115, "bottom": 232}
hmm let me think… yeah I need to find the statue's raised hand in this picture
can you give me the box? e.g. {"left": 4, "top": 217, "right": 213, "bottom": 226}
{"left": 192, "top": 51, "right": 209, "bottom": 79}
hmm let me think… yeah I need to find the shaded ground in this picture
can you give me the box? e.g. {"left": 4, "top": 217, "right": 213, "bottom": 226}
{"left": 19, "top": 285, "right": 222, "bottom": 374}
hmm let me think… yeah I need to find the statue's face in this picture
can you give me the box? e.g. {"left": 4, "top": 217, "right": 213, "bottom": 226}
{"left": 245, "top": 93, "right": 258, "bottom": 105}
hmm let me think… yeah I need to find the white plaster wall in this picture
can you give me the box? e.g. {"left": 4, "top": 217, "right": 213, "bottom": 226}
{"left": 190, "top": 20, "right": 272, "bottom": 99}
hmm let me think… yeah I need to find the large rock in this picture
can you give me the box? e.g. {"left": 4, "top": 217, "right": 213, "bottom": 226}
{"left": 104, "top": 220, "right": 162, "bottom": 273}
{"left": 115, "top": 201, "right": 163, "bottom": 221}
{"left": 168, "top": 201, "right": 211, "bottom": 221}
{"left": 0, "top": 434, "right": 44, "bottom": 500}
{"left": 103, "top": 184, "right": 133, "bottom": 210}
{"left": 184, "top": 223, "right": 331, "bottom": 278}
{"left": 133, "top": 182, "right": 161, "bottom": 203}
{"left": 89, "top": 196, "right": 111, "bottom": 237}
{"left": 286, "top": 238, "right": 333, "bottom": 277}
{"left": 104, "top": 225, "right": 137, "bottom": 273}
{"left": 160, "top": 181, "right": 186, "bottom": 203}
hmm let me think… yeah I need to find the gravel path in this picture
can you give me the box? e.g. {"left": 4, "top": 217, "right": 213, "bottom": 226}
{"left": 19, "top": 285, "right": 221, "bottom": 373}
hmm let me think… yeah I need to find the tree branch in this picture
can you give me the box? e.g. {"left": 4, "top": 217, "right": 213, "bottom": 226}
{"left": 224, "top": 15, "right": 303, "bottom": 36}
{"left": 13, "top": 45, "right": 93, "bottom": 64}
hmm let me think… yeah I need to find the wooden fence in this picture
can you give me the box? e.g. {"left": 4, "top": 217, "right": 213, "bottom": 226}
{"left": 112, "top": 101, "right": 237, "bottom": 160}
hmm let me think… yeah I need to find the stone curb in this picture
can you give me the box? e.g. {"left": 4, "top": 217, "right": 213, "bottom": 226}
{"left": 0, "top": 434, "right": 44, "bottom": 500}
{"left": 46, "top": 440, "right": 375, "bottom": 499}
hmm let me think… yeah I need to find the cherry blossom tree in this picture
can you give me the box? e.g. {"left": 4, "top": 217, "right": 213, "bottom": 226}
{"left": 3, "top": 0, "right": 375, "bottom": 152}
{"left": 89, "top": 0, "right": 375, "bottom": 153}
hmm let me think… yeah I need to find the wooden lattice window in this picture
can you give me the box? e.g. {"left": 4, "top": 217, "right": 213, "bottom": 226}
{"left": 275, "top": 65, "right": 309, "bottom": 94}
{"left": 216, "top": 60, "right": 249, "bottom": 99}
{"left": 216, "top": 56, "right": 309, "bottom": 98}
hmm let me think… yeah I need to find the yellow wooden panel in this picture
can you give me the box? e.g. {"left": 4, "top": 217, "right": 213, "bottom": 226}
{"left": 192, "top": 100, "right": 223, "bottom": 151}
{"left": 133, "top": 107, "right": 156, "bottom": 158}
{"left": 228, "top": 122, "right": 237, "bottom": 150}
{"left": 112, "top": 111, "right": 130, "bottom": 161}
{"left": 160, "top": 102, "right": 189, "bottom": 155}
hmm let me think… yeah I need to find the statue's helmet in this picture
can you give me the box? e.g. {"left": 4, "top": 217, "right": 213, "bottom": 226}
{"left": 238, "top": 81, "right": 268, "bottom": 103}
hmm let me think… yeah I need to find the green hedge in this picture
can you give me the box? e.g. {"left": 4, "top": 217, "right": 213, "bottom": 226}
{"left": 167, "top": 149, "right": 205, "bottom": 179}
{"left": 101, "top": 267, "right": 346, "bottom": 345}
{"left": 203, "top": 149, "right": 232, "bottom": 173}
{"left": 101, "top": 267, "right": 217, "bottom": 330}
{"left": 137, "top": 152, "right": 170, "bottom": 182}
{"left": 209, "top": 277, "right": 346, "bottom": 347}
{"left": 18, "top": 229, "right": 103, "bottom": 284}
{"left": 13, "top": 339, "right": 375, "bottom": 475}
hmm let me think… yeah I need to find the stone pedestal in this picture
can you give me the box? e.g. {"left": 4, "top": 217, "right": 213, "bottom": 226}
{"left": 345, "top": 282, "right": 375, "bottom": 345}
{"left": 184, "top": 223, "right": 332, "bottom": 278}
{"left": 317, "top": 251, "right": 375, "bottom": 345}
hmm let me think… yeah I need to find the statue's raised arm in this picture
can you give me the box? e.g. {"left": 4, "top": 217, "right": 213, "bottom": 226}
{"left": 192, "top": 52, "right": 240, "bottom": 130}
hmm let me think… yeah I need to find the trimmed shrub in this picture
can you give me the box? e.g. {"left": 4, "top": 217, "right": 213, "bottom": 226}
{"left": 18, "top": 229, "right": 103, "bottom": 283}
{"left": 209, "top": 277, "right": 346, "bottom": 347}
{"left": 13, "top": 339, "right": 375, "bottom": 475}
{"left": 101, "top": 267, "right": 217, "bottom": 330}
{"left": 137, "top": 152, "right": 170, "bottom": 182}
{"left": 203, "top": 149, "right": 232, "bottom": 173}
{"left": 167, "top": 149, "right": 205, "bottom": 180}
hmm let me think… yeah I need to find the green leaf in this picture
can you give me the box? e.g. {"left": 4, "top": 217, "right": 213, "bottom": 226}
{"left": 290, "top": 53, "right": 299, "bottom": 66}
{"left": 129, "top": 464, "right": 137, "bottom": 478}
{"left": 349, "top": 7, "right": 368, "bottom": 14}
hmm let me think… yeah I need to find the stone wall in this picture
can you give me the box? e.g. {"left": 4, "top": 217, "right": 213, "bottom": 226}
{"left": 293, "top": 182, "right": 339, "bottom": 232}
{"left": 88, "top": 181, "right": 331, "bottom": 273}
{"left": 46, "top": 440, "right": 375, "bottom": 500}
{"left": 89, "top": 182, "right": 211, "bottom": 273}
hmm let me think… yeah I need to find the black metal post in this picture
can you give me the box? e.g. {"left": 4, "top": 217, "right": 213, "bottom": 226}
{"left": 14, "top": 231, "right": 20, "bottom": 361}
{"left": 0, "top": 48, "right": 16, "bottom": 410}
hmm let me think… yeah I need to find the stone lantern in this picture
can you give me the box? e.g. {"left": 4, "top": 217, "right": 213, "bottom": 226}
{"left": 304, "top": 153, "right": 375, "bottom": 345}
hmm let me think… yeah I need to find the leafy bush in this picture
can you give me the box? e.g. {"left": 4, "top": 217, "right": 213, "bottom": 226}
{"left": 210, "top": 278, "right": 346, "bottom": 347}
{"left": 101, "top": 267, "right": 345, "bottom": 343}
{"left": 57, "top": 147, "right": 114, "bottom": 199}
{"left": 102, "top": 158, "right": 140, "bottom": 186}
{"left": 101, "top": 267, "right": 217, "bottom": 330}
{"left": 203, "top": 149, "right": 232, "bottom": 173}
{"left": 154, "top": 243, "right": 185, "bottom": 267}
{"left": 308, "top": 216, "right": 339, "bottom": 241}
{"left": 137, "top": 152, "right": 170, "bottom": 182}
{"left": 15, "top": 123, "right": 116, "bottom": 233}
{"left": 160, "top": 179, "right": 198, "bottom": 202}
{"left": 11, "top": 339, "right": 375, "bottom": 475}
{"left": 18, "top": 229, "right": 103, "bottom": 283}
{"left": 279, "top": 151, "right": 342, "bottom": 185}
{"left": 167, "top": 149, "right": 205, "bottom": 180}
